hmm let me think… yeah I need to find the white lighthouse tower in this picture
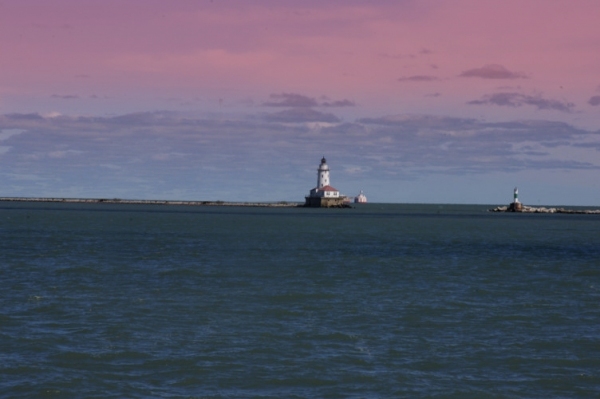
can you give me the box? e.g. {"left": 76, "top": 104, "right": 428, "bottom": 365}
{"left": 514, "top": 187, "right": 519, "bottom": 203}
{"left": 317, "top": 156, "right": 330, "bottom": 188}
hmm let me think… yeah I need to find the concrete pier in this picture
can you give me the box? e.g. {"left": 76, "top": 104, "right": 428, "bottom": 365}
{"left": 0, "top": 197, "right": 301, "bottom": 208}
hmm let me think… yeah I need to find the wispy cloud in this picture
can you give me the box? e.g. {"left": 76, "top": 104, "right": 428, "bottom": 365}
{"left": 263, "top": 93, "right": 354, "bottom": 108}
{"left": 460, "top": 64, "right": 527, "bottom": 79}
{"left": 467, "top": 93, "right": 575, "bottom": 113}
{"left": 321, "top": 99, "right": 355, "bottom": 107}
{"left": 263, "top": 93, "right": 318, "bottom": 107}
{"left": 398, "top": 75, "right": 439, "bottom": 82}
{"left": 352, "top": 115, "right": 598, "bottom": 174}
{"left": 380, "top": 48, "right": 434, "bottom": 60}
{"left": 588, "top": 96, "right": 600, "bottom": 106}
{"left": 0, "top": 129, "right": 26, "bottom": 141}
{"left": 264, "top": 108, "right": 340, "bottom": 123}
{"left": 51, "top": 94, "right": 80, "bottom": 99}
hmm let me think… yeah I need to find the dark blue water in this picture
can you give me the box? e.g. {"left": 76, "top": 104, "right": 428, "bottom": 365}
{"left": 1, "top": 202, "right": 599, "bottom": 398}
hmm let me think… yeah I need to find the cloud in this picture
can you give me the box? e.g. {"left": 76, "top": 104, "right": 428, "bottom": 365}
{"left": 573, "top": 142, "right": 600, "bottom": 151}
{"left": 321, "top": 99, "right": 355, "bottom": 107}
{"left": 379, "top": 53, "right": 413, "bottom": 60}
{"left": 467, "top": 93, "right": 575, "bottom": 112}
{"left": 459, "top": 64, "right": 527, "bottom": 79}
{"left": 398, "top": 75, "right": 439, "bottom": 82}
{"left": 48, "top": 150, "right": 83, "bottom": 159}
{"left": 4, "top": 113, "right": 45, "bottom": 121}
{"left": 379, "top": 48, "right": 434, "bottom": 60}
{"left": 264, "top": 108, "right": 340, "bottom": 123}
{"left": 263, "top": 93, "right": 354, "bottom": 107}
{"left": 0, "top": 129, "right": 26, "bottom": 141}
{"left": 51, "top": 94, "right": 80, "bottom": 99}
{"left": 358, "top": 114, "right": 481, "bottom": 131}
{"left": 588, "top": 96, "right": 600, "bottom": 106}
{"left": 263, "top": 93, "right": 318, "bottom": 107}
{"left": 352, "top": 115, "right": 599, "bottom": 175}
{"left": 1, "top": 111, "right": 598, "bottom": 202}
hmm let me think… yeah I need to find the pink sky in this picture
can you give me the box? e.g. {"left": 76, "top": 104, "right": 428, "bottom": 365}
{"left": 2, "top": 0, "right": 599, "bottom": 125}
{"left": 1, "top": 1, "right": 600, "bottom": 204}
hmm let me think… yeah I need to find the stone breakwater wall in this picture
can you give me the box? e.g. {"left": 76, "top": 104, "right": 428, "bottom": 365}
{"left": 304, "top": 196, "right": 352, "bottom": 208}
{"left": 490, "top": 205, "right": 600, "bottom": 214}
{"left": 0, "top": 197, "right": 301, "bottom": 208}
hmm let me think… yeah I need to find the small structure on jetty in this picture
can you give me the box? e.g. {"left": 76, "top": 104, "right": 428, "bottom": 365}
{"left": 304, "top": 157, "right": 350, "bottom": 208}
{"left": 354, "top": 190, "right": 367, "bottom": 203}
{"left": 508, "top": 187, "right": 523, "bottom": 211}
{"left": 492, "top": 187, "right": 530, "bottom": 212}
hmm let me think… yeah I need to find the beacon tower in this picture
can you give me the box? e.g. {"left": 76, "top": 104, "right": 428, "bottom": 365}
{"left": 317, "top": 156, "right": 330, "bottom": 188}
{"left": 509, "top": 187, "right": 523, "bottom": 211}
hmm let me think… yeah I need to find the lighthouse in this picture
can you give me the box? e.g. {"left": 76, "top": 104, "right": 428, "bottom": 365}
{"left": 304, "top": 157, "right": 348, "bottom": 207}
{"left": 317, "top": 156, "right": 330, "bottom": 188}
{"left": 509, "top": 187, "right": 523, "bottom": 211}
{"left": 354, "top": 190, "right": 367, "bottom": 203}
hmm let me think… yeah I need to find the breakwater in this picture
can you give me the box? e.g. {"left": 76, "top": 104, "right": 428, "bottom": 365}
{"left": 0, "top": 197, "right": 301, "bottom": 207}
{"left": 490, "top": 205, "right": 600, "bottom": 214}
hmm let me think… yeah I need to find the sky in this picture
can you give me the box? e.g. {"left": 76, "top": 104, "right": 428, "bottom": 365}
{"left": 1, "top": 0, "right": 599, "bottom": 205}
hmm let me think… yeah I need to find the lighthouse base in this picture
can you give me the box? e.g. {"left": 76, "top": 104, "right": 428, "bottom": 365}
{"left": 508, "top": 202, "right": 524, "bottom": 212}
{"left": 304, "top": 196, "right": 351, "bottom": 208}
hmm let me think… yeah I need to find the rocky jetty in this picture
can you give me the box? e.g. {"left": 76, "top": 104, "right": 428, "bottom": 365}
{"left": 490, "top": 204, "right": 600, "bottom": 214}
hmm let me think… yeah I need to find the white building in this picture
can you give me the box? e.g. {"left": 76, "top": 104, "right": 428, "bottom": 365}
{"left": 354, "top": 190, "right": 367, "bottom": 203}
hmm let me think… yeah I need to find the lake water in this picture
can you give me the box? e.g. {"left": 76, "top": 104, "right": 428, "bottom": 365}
{"left": 1, "top": 202, "right": 599, "bottom": 398}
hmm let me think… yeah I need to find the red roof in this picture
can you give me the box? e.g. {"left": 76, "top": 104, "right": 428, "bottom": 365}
{"left": 319, "top": 185, "right": 339, "bottom": 191}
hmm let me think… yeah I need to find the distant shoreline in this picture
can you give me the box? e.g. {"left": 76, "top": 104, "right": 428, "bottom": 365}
{"left": 0, "top": 197, "right": 301, "bottom": 208}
